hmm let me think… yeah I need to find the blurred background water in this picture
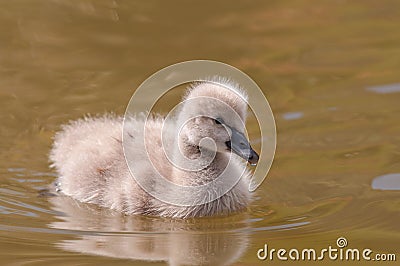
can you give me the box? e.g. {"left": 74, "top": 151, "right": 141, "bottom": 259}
{"left": 0, "top": 0, "right": 399, "bottom": 265}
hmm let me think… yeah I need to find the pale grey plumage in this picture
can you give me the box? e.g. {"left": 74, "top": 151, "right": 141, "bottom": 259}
{"left": 50, "top": 79, "right": 256, "bottom": 218}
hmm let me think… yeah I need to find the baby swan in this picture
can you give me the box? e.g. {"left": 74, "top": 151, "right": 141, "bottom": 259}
{"left": 50, "top": 80, "right": 259, "bottom": 218}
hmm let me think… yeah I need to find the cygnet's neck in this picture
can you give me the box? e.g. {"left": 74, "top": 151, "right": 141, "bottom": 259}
{"left": 172, "top": 136, "right": 229, "bottom": 186}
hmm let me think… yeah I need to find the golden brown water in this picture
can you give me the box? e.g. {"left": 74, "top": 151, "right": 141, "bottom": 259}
{"left": 1, "top": 1, "right": 399, "bottom": 265}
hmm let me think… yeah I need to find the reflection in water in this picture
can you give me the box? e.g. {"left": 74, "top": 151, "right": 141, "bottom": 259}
{"left": 366, "top": 83, "right": 400, "bottom": 94}
{"left": 49, "top": 196, "right": 249, "bottom": 266}
{"left": 371, "top": 173, "right": 400, "bottom": 190}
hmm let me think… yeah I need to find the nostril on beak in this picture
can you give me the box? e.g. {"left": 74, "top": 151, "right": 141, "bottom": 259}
{"left": 248, "top": 149, "right": 259, "bottom": 166}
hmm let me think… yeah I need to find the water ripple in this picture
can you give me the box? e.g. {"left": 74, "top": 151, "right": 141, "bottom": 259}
{"left": 371, "top": 173, "right": 400, "bottom": 190}
{"left": 366, "top": 83, "right": 400, "bottom": 94}
{"left": 251, "top": 221, "right": 310, "bottom": 232}
{"left": 282, "top": 112, "right": 304, "bottom": 120}
{"left": 0, "top": 206, "right": 37, "bottom": 217}
{"left": 0, "top": 197, "right": 60, "bottom": 216}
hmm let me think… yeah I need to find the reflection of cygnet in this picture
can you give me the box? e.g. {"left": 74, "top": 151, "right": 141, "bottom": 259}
{"left": 49, "top": 196, "right": 249, "bottom": 266}
{"left": 50, "top": 79, "right": 259, "bottom": 218}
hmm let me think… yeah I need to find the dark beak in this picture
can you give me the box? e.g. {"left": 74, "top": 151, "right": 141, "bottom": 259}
{"left": 225, "top": 127, "right": 259, "bottom": 166}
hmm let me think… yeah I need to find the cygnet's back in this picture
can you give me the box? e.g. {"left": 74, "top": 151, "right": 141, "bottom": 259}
{"left": 50, "top": 80, "right": 259, "bottom": 218}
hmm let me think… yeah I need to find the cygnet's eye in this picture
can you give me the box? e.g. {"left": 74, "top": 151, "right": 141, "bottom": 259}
{"left": 214, "top": 118, "right": 224, "bottom": 125}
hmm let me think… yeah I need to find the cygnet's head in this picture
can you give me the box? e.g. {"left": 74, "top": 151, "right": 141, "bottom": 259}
{"left": 178, "top": 80, "right": 259, "bottom": 165}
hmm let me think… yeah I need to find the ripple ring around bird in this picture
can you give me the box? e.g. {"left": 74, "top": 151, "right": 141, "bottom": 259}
{"left": 123, "top": 60, "right": 276, "bottom": 206}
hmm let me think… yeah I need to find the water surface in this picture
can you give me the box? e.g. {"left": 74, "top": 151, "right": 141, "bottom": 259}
{"left": 1, "top": 0, "right": 399, "bottom": 265}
